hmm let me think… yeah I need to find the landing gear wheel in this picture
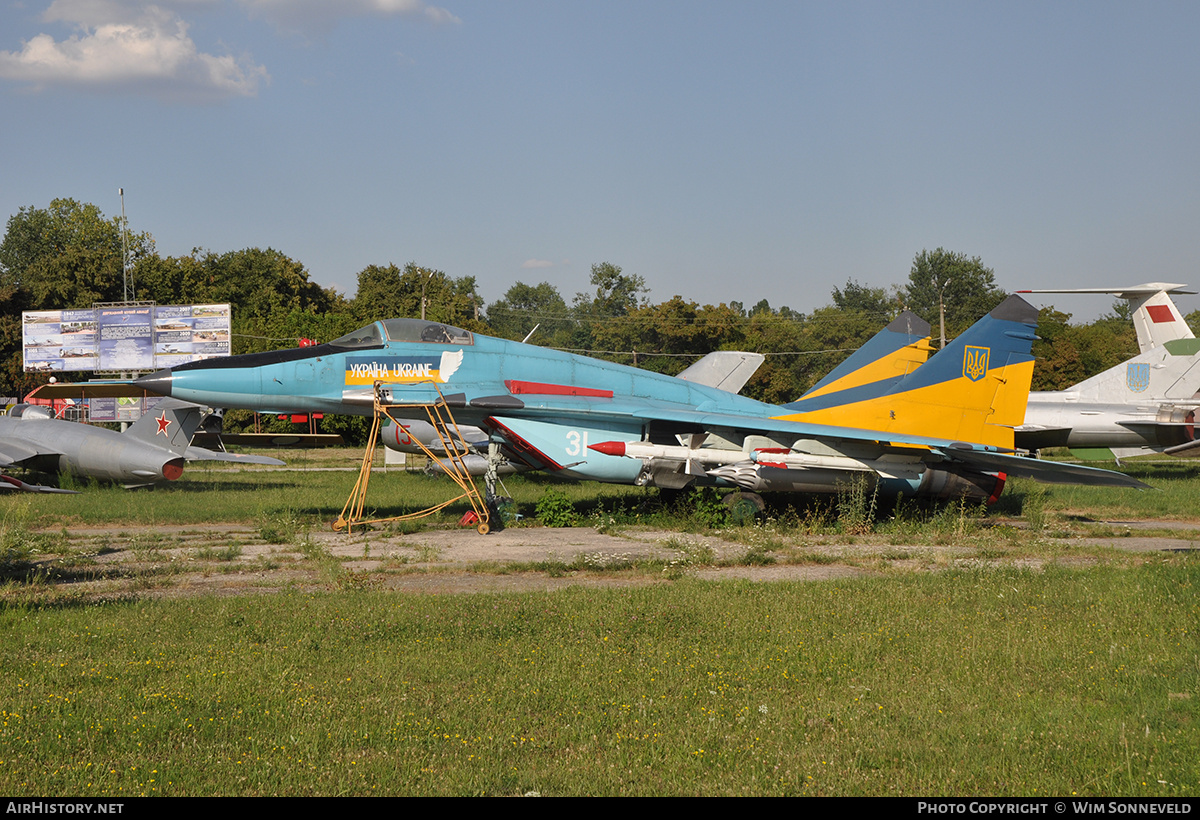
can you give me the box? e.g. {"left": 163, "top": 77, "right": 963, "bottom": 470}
{"left": 723, "top": 491, "right": 765, "bottom": 524}
{"left": 485, "top": 496, "right": 511, "bottom": 532}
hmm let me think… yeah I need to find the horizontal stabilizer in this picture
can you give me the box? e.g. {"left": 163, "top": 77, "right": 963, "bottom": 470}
{"left": 1018, "top": 282, "right": 1195, "bottom": 353}
{"left": 184, "top": 446, "right": 286, "bottom": 466}
{"left": 1019, "top": 283, "right": 1197, "bottom": 297}
{"left": 941, "top": 448, "right": 1151, "bottom": 489}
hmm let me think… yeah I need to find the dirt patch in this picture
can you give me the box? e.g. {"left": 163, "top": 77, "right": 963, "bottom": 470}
{"left": 15, "top": 518, "right": 1197, "bottom": 604}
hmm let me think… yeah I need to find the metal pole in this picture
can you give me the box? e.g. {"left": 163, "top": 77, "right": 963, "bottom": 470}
{"left": 120, "top": 188, "right": 129, "bottom": 301}
{"left": 939, "top": 279, "right": 952, "bottom": 349}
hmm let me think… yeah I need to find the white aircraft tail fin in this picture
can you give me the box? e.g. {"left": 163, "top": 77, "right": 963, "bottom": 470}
{"left": 1128, "top": 287, "right": 1194, "bottom": 352}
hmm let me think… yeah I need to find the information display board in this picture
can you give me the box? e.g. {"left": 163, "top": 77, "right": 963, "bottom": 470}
{"left": 22, "top": 304, "right": 231, "bottom": 373}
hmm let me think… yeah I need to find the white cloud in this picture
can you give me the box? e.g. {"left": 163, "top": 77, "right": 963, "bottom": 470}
{"left": 238, "top": 0, "right": 460, "bottom": 35}
{"left": 0, "top": 0, "right": 452, "bottom": 98}
{"left": 0, "top": 3, "right": 268, "bottom": 101}
{"left": 522, "top": 259, "right": 555, "bottom": 269}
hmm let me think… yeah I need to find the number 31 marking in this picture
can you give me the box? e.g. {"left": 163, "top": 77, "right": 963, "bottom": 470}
{"left": 565, "top": 430, "right": 589, "bottom": 457}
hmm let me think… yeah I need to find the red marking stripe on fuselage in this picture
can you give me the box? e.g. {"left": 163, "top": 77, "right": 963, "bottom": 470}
{"left": 505, "top": 380, "right": 614, "bottom": 398}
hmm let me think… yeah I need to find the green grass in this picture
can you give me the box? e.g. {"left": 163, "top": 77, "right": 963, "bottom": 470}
{"left": 1, "top": 464, "right": 650, "bottom": 531}
{"left": 0, "top": 454, "right": 1197, "bottom": 795}
{"left": 6, "top": 449, "right": 1200, "bottom": 534}
{"left": 0, "top": 562, "right": 1194, "bottom": 796}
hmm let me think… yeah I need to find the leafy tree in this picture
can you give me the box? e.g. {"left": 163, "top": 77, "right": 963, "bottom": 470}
{"left": 1028, "top": 308, "right": 1088, "bottom": 391}
{"left": 903, "top": 248, "right": 1007, "bottom": 340}
{"left": 571, "top": 261, "right": 649, "bottom": 352}
{"left": 353, "top": 263, "right": 417, "bottom": 320}
{"left": 0, "top": 282, "right": 39, "bottom": 399}
{"left": 486, "top": 281, "right": 570, "bottom": 344}
{"left": 189, "top": 248, "right": 333, "bottom": 319}
{"left": 1186, "top": 309, "right": 1200, "bottom": 336}
{"left": 0, "top": 199, "right": 153, "bottom": 393}
{"left": 130, "top": 253, "right": 204, "bottom": 305}
{"left": 749, "top": 298, "right": 773, "bottom": 317}
{"left": 128, "top": 249, "right": 353, "bottom": 354}
{"left": 0, "top": 198, "right": 154, "bottom": 308}
{"left": 352, "top": 262, "right": 485, "bottom": 331}
{"left": 576, "top": 261, "right": 647, "bottom": 318}
{"left": 831, "top": 279, "right": 900, "bottom": 325}
{"left": 589, "top": 297, "right": 749, "bottom": 374}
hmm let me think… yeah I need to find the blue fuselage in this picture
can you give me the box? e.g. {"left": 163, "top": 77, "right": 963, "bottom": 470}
{"left": 135, "top": 319, "right": 787, "bottom": 484}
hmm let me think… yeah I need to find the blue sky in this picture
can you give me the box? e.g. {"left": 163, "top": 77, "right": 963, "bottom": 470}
{"left": 3, "top": 0, "right": 1199, "bottom": 322}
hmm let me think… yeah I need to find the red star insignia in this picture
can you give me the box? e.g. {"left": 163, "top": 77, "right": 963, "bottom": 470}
{"left": 156, "top": 412, "right": 171, "bottom": 436}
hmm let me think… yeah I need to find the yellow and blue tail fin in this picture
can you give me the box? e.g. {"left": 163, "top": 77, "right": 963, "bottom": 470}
{"left": 775, "top": 295, "right": 1039, "bottom": 449}
{"left": 790, "top": 310, "right": 933, "bottom": 407}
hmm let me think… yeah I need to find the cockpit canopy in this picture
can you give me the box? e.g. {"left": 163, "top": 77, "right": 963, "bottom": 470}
{"left": 330, "top": 319, "right": 473, "bottom": 349}
{"left": 6, "top": 404, "right": 54, "bottom": 420}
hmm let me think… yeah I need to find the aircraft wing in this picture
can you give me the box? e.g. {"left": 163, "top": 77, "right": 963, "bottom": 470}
{"left": 483, "top": 394, "right": 1148, "bottom": 490}
{"left": 482, "top": 392, "right": 981, "bottom": 450}
{"left": 24, "top": 381, "right": 153, "bottom": 400}
{"left": 0, "top": 438, "right": 62, "bottom": 467}
{"left": 184, "top": 446, "right": 286, "bottom": 466}
{"left": 936, "top": 447, "right": 1152, "bottom": 488}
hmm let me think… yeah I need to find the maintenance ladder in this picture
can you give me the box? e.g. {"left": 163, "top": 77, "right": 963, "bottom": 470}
{"left": 334, "top": 382, "right": 491, "bottom": 535}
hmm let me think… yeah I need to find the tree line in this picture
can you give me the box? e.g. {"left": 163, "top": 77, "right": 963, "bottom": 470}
{"left": 1, "top": 198, "right": 1161, "bottom": 416}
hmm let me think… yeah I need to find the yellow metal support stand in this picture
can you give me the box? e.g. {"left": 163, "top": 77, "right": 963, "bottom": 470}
{"left": 333, "top": 382, "right": 491, "bottom": 535}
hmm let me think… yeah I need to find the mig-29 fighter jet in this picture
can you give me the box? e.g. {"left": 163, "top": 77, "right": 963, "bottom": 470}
{"left": 130, "top": 296, "right": 1146, "bottom": 517}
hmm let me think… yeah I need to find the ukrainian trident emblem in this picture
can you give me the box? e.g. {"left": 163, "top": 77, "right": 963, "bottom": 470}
{"left": 963, "top": 346, "right": 990, "bottom": 382}
{"left": 1126, "top": 362, "right": 1150, "bottom": 393}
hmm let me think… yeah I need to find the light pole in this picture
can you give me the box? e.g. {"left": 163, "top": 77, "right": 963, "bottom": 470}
{"left": 939, "top": 279, "right": 952, "bottom": 349}
{"left": 120, "top": 188, "right": 129, "bottom": 302}
{"left": 420, "top": 269, "right": 435, "bottom": 320}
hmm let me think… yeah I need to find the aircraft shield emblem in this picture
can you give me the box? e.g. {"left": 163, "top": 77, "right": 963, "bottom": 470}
{"left": 963, "top": 346, "right": 990, "bottom": 382}
{"left": 1126, "top": 362, "right": 1150, "bottom": 393}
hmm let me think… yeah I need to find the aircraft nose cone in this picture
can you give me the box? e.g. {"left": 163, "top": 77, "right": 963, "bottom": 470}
{"left": 135, "top": 369, "right": 174, "bottom": 397}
